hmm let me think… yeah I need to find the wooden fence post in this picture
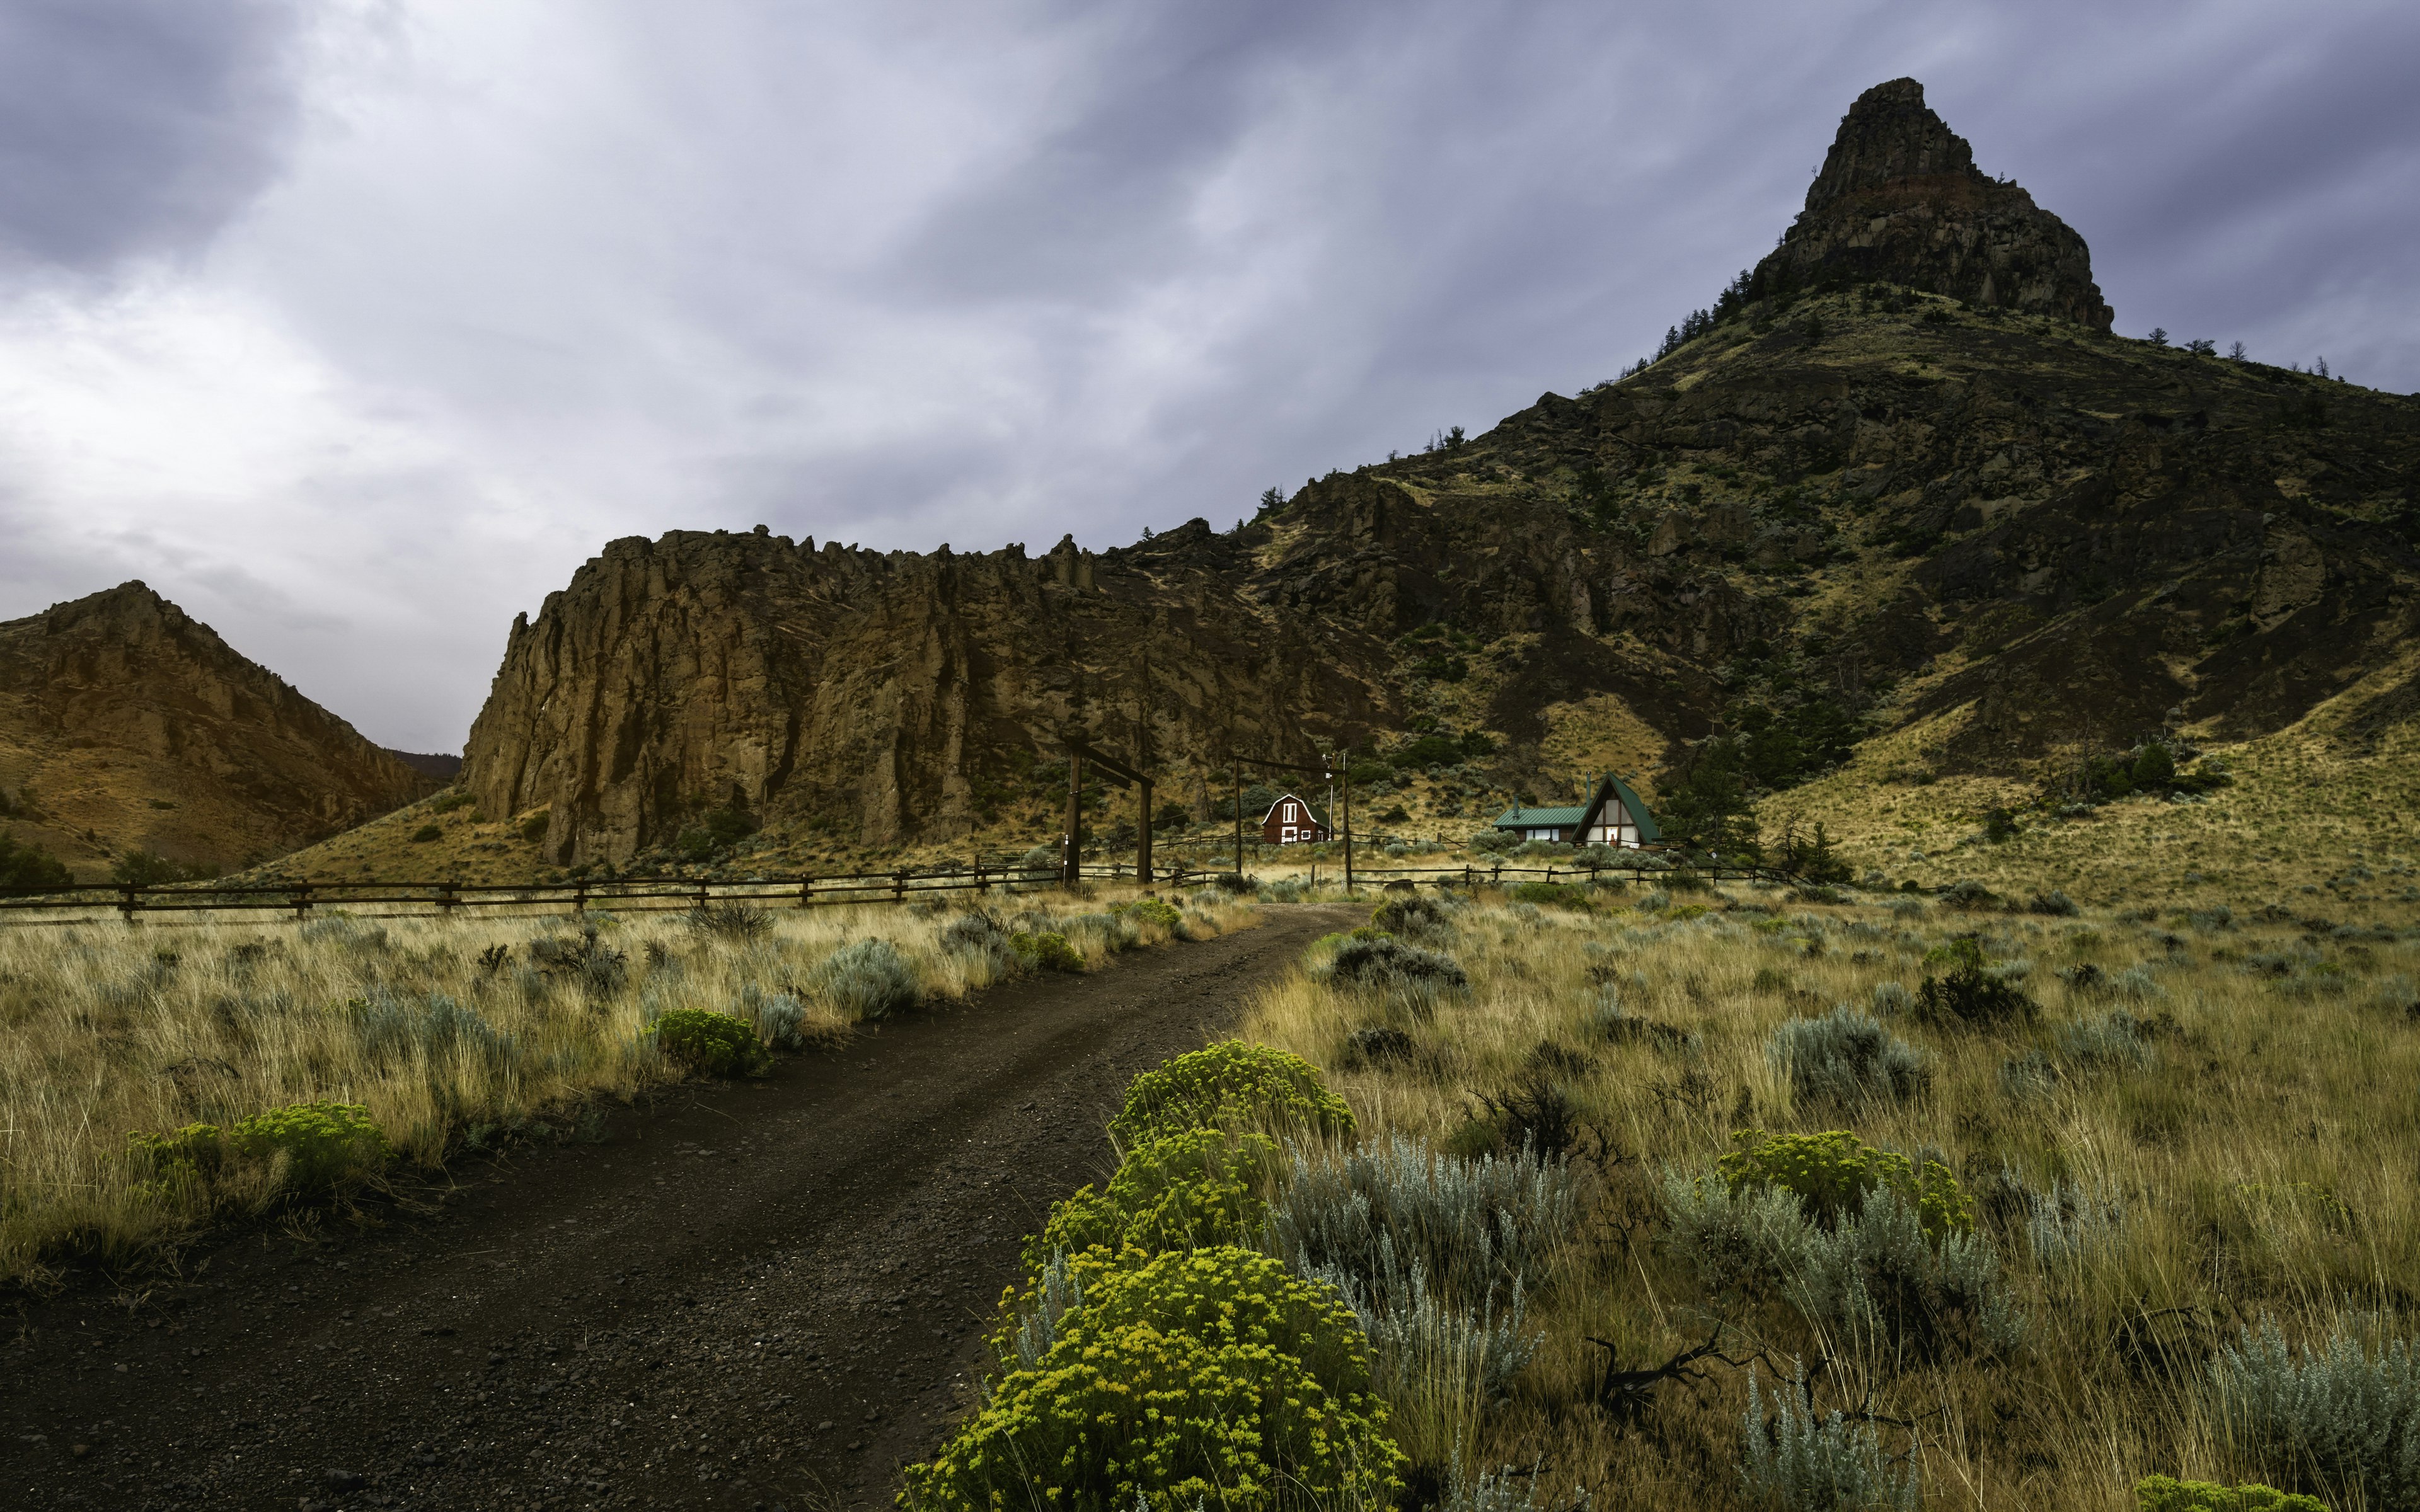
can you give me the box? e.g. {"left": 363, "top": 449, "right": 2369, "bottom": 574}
{"left": 894, "top": 870, "right": 906, "bottom": 903}
{"left": 294, "top": 883, "right": 314, "bottom": 921}
{"left": 797, "top": 878, "right": 812, "bottom": 908}
{"left": 118, "top": 885, "right": 139, "bottom": 922}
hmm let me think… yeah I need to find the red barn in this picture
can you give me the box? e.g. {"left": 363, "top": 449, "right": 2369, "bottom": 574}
{"left": 1259, "top": 793, "right": 1331, "bottom": 845}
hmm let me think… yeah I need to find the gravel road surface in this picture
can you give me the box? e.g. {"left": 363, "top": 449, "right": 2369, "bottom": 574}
{"left": 2, "top": 904, "right": 1354, "bottom": 1511}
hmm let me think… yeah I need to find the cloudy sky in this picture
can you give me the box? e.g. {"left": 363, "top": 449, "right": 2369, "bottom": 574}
{"left": 2, "top": 1, "right": 2414, "bottom": 752}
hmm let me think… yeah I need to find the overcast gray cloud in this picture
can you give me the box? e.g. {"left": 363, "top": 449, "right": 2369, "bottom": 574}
{"left": 1, "top": 0, "right": 2413, "bottom": 753}
{"left": 0, "top": 0, "right": 303, "bottom": 266}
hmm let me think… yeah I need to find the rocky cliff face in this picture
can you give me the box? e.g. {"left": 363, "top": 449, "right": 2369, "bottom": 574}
{"left": 0, "top": 584, "right": 434, "bottom": 876}
{"left": 1751, "top": 78, "right": 2114, "bottom": 331}
{"left": 463, "top": 529, "right": 1396, "bottom": 865}
{"left": 461, "top": 79, "right": 2415, "bottom": 864}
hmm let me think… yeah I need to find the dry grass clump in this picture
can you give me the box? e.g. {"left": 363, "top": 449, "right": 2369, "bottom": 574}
{"left": 0, "top": 888, "right": 1252, "bottom": 1286}
{"left": 1240, "top": 884, "right": 2420, "bottom": 1511}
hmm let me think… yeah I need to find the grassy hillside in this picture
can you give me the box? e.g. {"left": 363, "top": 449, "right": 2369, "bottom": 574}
{"left": 1763, "top": 646, "right": 2420, "bottom": 915}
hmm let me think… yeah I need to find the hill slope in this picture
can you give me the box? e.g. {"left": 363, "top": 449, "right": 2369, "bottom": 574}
{"left": 452, "top": 77, "right": 2416, "bottom": 876}
{"left": 0, "top": 583, "right": 435, "bottom": 879}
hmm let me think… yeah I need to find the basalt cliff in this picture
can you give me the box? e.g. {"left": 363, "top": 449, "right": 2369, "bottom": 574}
{"left": 464, "top": 79, "right": 2418, "bottom": 868}
{"left": 0, "top": 583, "right": 435, "bottom": 878}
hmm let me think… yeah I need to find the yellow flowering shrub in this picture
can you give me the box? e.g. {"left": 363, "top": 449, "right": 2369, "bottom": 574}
{"left": 1024, "top": 1127, "right": 1277, "bottom": 1275}
{"left": 1108, "top": 1040, "right": 1355, "bottom": 1147}
{"left": 1719, "top": 1128, "right": 1973, "bottom": 1241}
{"left": 904, "top": 1247, "right": 1401, "bottom": 1511}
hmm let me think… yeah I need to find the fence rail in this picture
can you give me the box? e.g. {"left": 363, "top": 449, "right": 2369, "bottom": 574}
{"left": 0, "top": 856, "right": 1804, "bottom": 925}
{"left": 0, "top": 863, "right": 1085, "bottom": 923}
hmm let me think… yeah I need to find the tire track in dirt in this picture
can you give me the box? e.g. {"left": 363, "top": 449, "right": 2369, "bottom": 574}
{"left": 1, "top": 903, "right": 1358, "bottom": 1511}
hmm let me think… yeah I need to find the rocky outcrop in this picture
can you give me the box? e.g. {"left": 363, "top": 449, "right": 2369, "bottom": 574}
{"left": 0, "top": 583, "right": 434, "bottom": 876}
{"left": 1751, "top": 78, "right": 2115, "bottom": 330}
{"left": 462, "top": 529, "right": 1398, "bottom": 865}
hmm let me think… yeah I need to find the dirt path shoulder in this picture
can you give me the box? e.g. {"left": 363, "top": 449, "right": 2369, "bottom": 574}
{"left": 2, "top": 903, "right": 1356, "bottom": 1512}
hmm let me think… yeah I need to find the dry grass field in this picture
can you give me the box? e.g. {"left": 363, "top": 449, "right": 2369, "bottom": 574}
{"left": 0, "top": 887, "right": 1254, "bottom": 1289}
{"left": 1238, "top": 881, "right": 2420, "bottom": 1510}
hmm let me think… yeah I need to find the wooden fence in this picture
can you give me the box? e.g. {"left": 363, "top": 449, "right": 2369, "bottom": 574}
{"left": 0, "top": 856, "right": 1802, "bottom": 925}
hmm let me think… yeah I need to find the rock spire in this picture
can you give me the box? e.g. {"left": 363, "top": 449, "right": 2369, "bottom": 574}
{"left": 1751, "top": 78, "right": 2114, "bottom": 330}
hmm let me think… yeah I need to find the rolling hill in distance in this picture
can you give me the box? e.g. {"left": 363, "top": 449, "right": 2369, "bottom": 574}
{"left": 0, "top": 583, "right": 434, "bottom": 881}
{"left": 8, "top": 79, "right": 2415, "bottom": 893}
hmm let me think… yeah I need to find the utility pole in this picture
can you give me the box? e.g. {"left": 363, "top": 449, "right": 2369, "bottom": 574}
{"left": 1233, "top": 759, "right": 1244, "bottom": 879}
{"left": 1340, "top": 746, "right": 1354, "bottom": 894}
{"left": 1063, "top": 747, "right": 1085, "bottom": 886}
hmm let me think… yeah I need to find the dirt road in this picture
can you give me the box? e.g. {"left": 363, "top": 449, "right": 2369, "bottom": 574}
{"left": 2, "top": 904, "right": 1354, "bottom": 1511}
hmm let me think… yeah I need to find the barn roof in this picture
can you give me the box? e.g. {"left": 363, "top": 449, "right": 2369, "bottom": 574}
{"left": 1260, "top": 792, "right": 1332, "bottom": 828}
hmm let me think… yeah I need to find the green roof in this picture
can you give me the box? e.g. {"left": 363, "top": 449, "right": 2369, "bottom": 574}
{"left": 1492, "top": 805, "right": 1587, "bottom": 828}
{"left": 1489, "top": 775, "right": 1661, "bottom": 842}
{"left": 1604, "top": 775, "right": 1662, "bottom": 843}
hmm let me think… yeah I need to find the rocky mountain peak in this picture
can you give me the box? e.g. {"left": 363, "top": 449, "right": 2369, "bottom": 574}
{"left": 1806, "top": 77, "right": 1978, "bottom": 208}
{"left": 1753, "top": 77, "right": 2114, "bottom": 331}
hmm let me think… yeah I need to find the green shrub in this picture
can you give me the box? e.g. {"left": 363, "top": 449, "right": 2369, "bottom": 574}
{"left": 1118, "top": 898, "right": 1183, "bottom": 930}
{"left": 1940, "top": 878, "right": 1999, "bottom": 911}
{"left": 685, "top": 901, "right": 772, "bottom": 941}
{"left": 519, "top": 810, "right": 551, "bottom": 844}
{"left": 1768, "top": 1007, "right": 1928, "bottom": 1106}
{"left": 1320, "top": 936, "right": 1468, "bottom": 995}
{"left": 904, "top": 1247, "right": 1402, "bottom": 1511}
{"left": 1011, "top": 929, "right": 1084, "bottom": 971}
{"left": 1370, "top": 893, "right": 1451, "bottom": 938}
{"left": 429, "top": 790, "right": 476, "bottom": 814}
{"left": 1109, "top": 1041, "right": 1356, "bottom": 1147}
{"left": 1913, "top": 938, "right": 2037, "bottom": 1028}
{"left": 648, "top": 1007, "right": 771, "bottom": 1077}
{"left": 224, "top": 1101, "right": 391, "bottom": 1192}
{"left": 134, "top": 1101, "right": 391, "bottom": 1198}
{"left": 127, "top": 1122, "right": 230, "bottom": 1184}
{"left": 2216, "top": 1320, "right": 2418, "bottom": 1511}
{"left": 1027, "top": 1128, "right": 1276, "bottom": 1273}
{"left": 1719, "top": 1128, "right": 1971, "bottom": 1240}
{"left": 409, "top": 823, "right": 442, "bottom": 844}
{"left": 810, "top": 938, "right": 918, "bottom": 1019}
{"left": 0, "top": 830, "right": 74, "bottom": 892}
{"left": 1740, "top": 1368, "right": 1918, "bottom": 1511}
{"left": 1508, "top": 880, "right": 1589, "bottom": 908}
{"left": 1271, "top": 1130, "right": 1581, "bottom": 1303}
{"left": 345, "top": 988, "right": 516, "bottom": 1066}
{"left": 2135, "top": 1475, "right": 2330, "bottom": 1512}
